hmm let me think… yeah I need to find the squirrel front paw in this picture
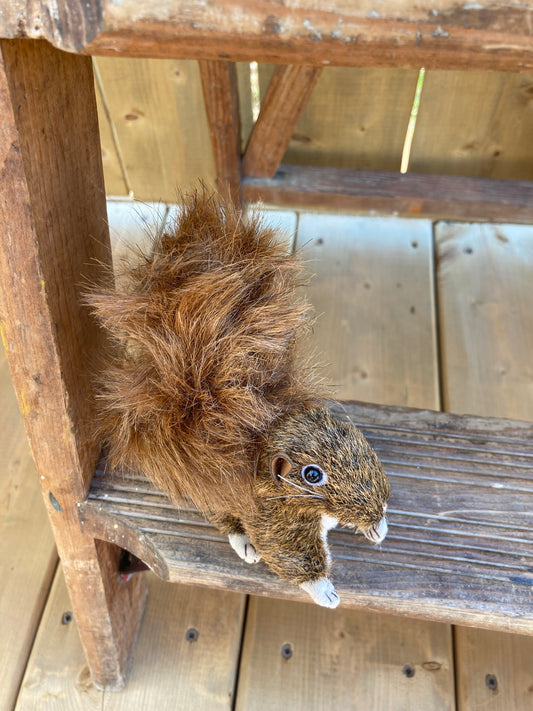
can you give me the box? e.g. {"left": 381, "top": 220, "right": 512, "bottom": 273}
{"left": 300, "top": 577, "right": 340, "bottom": 608}
{"left": 228, "top": 533, "right": 262, "bottom": 564}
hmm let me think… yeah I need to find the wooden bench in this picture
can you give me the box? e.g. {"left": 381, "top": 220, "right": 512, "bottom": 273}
{"left": 1, "top": 0, "right": 532, "bottom": 690}
{"left": 79, "top": 402, "right": 533, "bottom": 636}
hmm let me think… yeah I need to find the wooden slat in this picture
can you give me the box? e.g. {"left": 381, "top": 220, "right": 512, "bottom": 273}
{"left": 409, "top": 70, "right": 533, "bottom": 182}
{"left": 15, "top": 567, "right": 246, "bottom": 710}
{"left": 198, "top": 60, "right": 242, "bottom": 205}
{"left": 95, "top": 57, "right": 216, "bottom": 201}
{"left": 236, "top": 62, "right": 254, "bottom": 152}
{"left": 242, "top": 64, "right": 322, "bottom": 178}
{"left": 257, "top": 65, "right": 419, "bottom": 172}
{"left": 436, "top": 223, "right": 533, "bottom": 420}
{"left": 242, "top": 164, "right": 533, "bottom": 224}
{"left": 454, "top": 629, "right": 533, "bottom": 711}
{"left": 236, "top": 598, "right": 453, "bottom": 711}
{"left": 0, "top": 39, "right": 146, "bottom": 689}
{"left": 436, "top": 222, "right": 533, "bottom": 709}
{"left": 3, "top": 2, "right": 533, "bottom": 72}
{"left": 93, "top": 61, "right": 130, "bottom": 197}
{"left": 0, "top": 349, "right": 57, "bottom": 711}
{"left": 296, "top": 214, "right": 439, "bottom": 408}
{"left": 79, "top": 403, "right": 533, "bottom": 635}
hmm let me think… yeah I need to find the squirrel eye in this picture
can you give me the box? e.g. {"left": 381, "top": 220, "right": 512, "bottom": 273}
{"left": 301, "top": 464, "right": 327, "bottom": 486}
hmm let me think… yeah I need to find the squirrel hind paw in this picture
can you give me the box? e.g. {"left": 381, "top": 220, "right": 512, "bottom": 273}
{"left": 300, "top": 578, "right": 340, "bottom": 609}
{"left": 228, "top": 533, "right": 262, "bottom": 564}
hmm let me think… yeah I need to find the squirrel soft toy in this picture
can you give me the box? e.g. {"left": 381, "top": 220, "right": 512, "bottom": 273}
{"left": 88, "top": 190, "right": 390, "bottom": 608}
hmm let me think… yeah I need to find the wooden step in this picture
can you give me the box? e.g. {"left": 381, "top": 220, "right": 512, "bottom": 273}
{"left": 78, "top": 401, "right": 533, "bottom": 636}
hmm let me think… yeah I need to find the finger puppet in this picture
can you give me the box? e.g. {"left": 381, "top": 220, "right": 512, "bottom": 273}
{"left": 88, "top": 190, "right": 390, "bottom": 608}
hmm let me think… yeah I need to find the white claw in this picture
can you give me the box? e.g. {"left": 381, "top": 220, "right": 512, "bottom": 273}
{"left": 301, "top": 577, "right": 340, "bottom": 608}
{"left": 363, "top": 516, "right": 388, "bottom": 544}
{"left": 228, "top": 533, "right": 261, "bottom": 563}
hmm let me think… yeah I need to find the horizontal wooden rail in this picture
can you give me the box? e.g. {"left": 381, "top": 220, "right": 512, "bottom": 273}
{"left": 2, "top": 1, "right": 533, "bottom": 71}
{"left": 78, "top": 401, "right": 533, "bottom": 636}
{"left": 242, "top": 165, "right": 533, "bottom": 224}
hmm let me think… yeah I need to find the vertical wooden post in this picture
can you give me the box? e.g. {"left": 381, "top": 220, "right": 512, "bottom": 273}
{"left": 198, "top": 60, "right": 242, "bottom": 205}
{"left": 0, "top": 39, "right": 147, "bottom": 689}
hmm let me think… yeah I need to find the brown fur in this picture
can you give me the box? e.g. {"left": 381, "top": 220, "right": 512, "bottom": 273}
{"left": 88, "top": 189, "right": 390, "bottom": 598}
{"left": 221, "top": 405, "right": 390, "bottom": 584}
{"left": 88, "top": 189, "right": 323, "bottom": 514}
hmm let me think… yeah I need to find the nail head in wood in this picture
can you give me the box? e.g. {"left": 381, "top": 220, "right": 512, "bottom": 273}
{"left": 403, "top": 664, "right": 415, "bottom": 678}
{"left": 186, "top": 628, "right": 199, "bottom": 643}
{"left": 281, "top": 643, "right": 293, "bottom": 659}
{"left": 485, "top": 674, "right": 498, "bottom": 691}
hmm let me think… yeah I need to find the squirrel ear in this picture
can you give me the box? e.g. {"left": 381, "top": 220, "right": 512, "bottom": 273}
{"left": 270, "top": 454, "right": 293, "bottom": 485}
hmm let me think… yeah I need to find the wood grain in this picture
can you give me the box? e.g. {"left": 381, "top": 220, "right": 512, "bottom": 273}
{"left": 199, "top": 60, "right": 242, "bottom": 205}
{"left": 236, "top": 598, "right": 453, "bottom": 711}
{"left": 258, "top": 66, "right": 419, "bottom": 172}
{"left": 0, "top": 348, "right": 57, "bottom": 711}
{"left": 79, "top": 403, "right": 533, "bottom": 634}
{"left": 409, "top": 70, "right": 533, "bottom": 181}
{"left": 236, "top": 62, "right": 254, "bottom": 153}
{"left": 242, "top": 163, "right": 533, "bottom": 224}
{"left": 454, "top": 628, "right": 533, "bottom": 711}
{"left": 93, "top": 59, "right": 130, "bottom": 197}
{"left": 16, "top": 567, "right": 246, "bottom": 710}
{"left": 3, "top": 1, "right": 533, "bottom": 71}
{"left": 0, "top": 39, "right": 146, "bottom": 688}
{"left": 435, "top": 223, "right": 533, "bottom": 419}
{"left": 15, "top": 568, "right": 104, "bottom": 710}
{"left": 436, "top": 221, "right": 533, "bottom": 709}
{"left": 242, "top": 64, "right": 322, "bottom": 178}
{"left": 296, "top": 214, "right": 439, "bottom": 408}
{"left": 95, "top": 57, "right": 215, "bottom": 201}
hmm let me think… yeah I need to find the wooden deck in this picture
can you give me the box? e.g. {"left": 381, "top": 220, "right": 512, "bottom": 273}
{"left": 1, "top": 204, "right": 532, "bottom": 710}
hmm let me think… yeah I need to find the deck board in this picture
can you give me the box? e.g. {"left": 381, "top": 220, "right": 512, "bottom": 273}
{"left": 436, "top": 222, "right": 533, "bottom": 710}
{"left": 15, "top": 567, "right": 245, "bottom": 710}
{"left": 0, "top": 349, "right": 57, "bottom": 711}
{"left": 236, "top": 597, "right": 454, "bottom": 711}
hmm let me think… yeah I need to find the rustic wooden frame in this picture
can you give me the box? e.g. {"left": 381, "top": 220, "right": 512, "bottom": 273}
{"left": 1, "top": 0, "right": 533, "bottom": 690}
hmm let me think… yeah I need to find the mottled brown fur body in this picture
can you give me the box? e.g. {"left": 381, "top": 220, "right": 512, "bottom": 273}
{"left": 89, "top": 189, "right": 390, "bottom": 607}
{"left": 216, "top": 405, "right": 390, "bottom": 585}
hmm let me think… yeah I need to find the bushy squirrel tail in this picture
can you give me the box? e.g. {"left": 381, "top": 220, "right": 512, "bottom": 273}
{"left": 87, "top": 189, "right": 324, "bottom": 513}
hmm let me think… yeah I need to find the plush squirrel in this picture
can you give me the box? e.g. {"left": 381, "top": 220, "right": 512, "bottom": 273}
{"left": 89, "top": 190, "right": 390, "bottom": 608}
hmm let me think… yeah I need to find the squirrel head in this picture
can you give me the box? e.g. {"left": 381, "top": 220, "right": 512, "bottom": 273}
{"left": 260, "top": 406, "right": 391, "bottom": 541}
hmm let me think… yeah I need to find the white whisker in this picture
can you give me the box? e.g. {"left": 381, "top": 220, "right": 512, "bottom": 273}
{"left": 278, "top": 475, "right": 326, "bottom": 499}
{"left": 266, "top": 494, "right": 322, "bottom": 501}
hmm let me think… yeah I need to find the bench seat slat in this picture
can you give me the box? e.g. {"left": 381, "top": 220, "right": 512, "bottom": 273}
{"left": 78, "top": 401, "right": 532, "bottom": 635}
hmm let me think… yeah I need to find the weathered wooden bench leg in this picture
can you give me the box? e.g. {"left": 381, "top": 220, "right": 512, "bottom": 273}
{"left": 0, "top": 39, "right": 147, "bottom": 689}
